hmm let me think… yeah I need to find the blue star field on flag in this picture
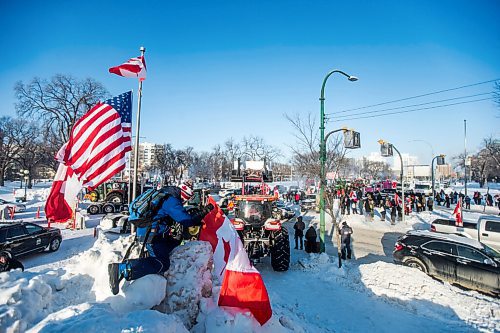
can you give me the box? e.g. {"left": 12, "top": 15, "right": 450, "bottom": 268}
{"left": 105, "top": 91, "right": 132, "bottom": 124}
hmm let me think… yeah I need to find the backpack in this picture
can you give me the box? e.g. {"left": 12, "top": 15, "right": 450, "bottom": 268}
{"left": 129, "top": 188, "right": 171, "bottom": 239}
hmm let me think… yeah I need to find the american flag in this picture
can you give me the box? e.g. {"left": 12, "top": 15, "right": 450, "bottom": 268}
{"left": 109, "top": 56, "right": 147, "bottom": 81}
{"left": 58, "top": 91, "right": 132, "bottom": 190}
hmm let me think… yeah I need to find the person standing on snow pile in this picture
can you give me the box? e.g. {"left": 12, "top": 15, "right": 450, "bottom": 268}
{"left": 305, "top": 225, "right": 318, "bottom": 253}
{"left": 0, "top": 251, "right": 24, "bottom": 272}
{"left": 293, "top": 216, "right": 306, "bottom": 250}
{"left": 357, "top": 188, "right": 364, "bottom": 215}
{"left": 339, "top": 221, "right": 353, "bottom": 260}
{"left": 108, "top": 180, "right": 214, "bottom": 295}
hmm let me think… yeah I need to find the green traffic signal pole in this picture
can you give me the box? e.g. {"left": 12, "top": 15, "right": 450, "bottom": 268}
{"left": 319, "top": 70, "right": 357, "bottom": 253}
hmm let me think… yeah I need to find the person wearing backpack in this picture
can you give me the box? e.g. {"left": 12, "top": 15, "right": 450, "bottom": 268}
{"left": 108, "top": 179, "right": 214, "bottom": 295}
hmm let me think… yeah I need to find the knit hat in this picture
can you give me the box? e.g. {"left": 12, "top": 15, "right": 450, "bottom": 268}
{"left": 180, "top": 179, "right": 194, "bottom": 201}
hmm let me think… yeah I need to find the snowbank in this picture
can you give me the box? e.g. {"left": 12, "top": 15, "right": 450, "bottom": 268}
{"left": 0, "top": 233, "right": 216, "bottom": 332}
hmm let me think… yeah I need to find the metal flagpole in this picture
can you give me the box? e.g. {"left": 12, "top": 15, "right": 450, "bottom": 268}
{"left": 131, "top": 46, "right": 145, "bottom": 233}
{"left": 464, "top": 119, "right": 467, "bottom": 197}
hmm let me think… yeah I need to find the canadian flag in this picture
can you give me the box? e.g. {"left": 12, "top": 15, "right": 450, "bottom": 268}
{"left": 199, "top": 197, "right": 272, "bottom": 325}
{"left": 453, "top": 198, "right": 463, "bottom": 227}
{"left": 45, "top": 164, "right": 83, "bottom": 223}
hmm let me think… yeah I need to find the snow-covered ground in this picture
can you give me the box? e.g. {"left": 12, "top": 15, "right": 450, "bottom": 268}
{"left": 0, "top": 182, "right": 499, "bottom": 332}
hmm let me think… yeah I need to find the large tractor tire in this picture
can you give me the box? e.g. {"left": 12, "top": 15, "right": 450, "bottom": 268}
{"left": 106, "top": 192, "right": 124, "bottom": 205}
{"left": 271, "top": 227, "right": 290, "bottom": 272}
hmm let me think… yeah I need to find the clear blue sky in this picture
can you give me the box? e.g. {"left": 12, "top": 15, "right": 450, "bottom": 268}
{"left": 1, "top": 0, "right": 499, "bottom": 165}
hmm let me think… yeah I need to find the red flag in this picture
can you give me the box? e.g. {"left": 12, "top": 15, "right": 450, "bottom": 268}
{"left": 58, "top": 92, "right": 132, "bottom": 190}
{"left": 109, "top": 56, "right": 147, "bottom": 81}
{"left": 394, "top": 193, "right": 402, "bottom": 206}
{"left": 453, "top": 199, "right": 463, "bottom": 227}
{"left": 45, "top": 164, "right": 82, "bottom": 222}
{"left": 200, "top": 197, "right": 272, "bottom": 325}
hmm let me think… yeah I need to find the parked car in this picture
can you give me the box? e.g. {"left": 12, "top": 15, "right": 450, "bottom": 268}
{"left": 273, "top": 200, "right": 295, "bottom": 220}
{"left": 0, "top": 222, "right": 62, "bottom": 256}
{"left": 431, "top": 215, "right": 500, "bottom": 251}
{"left": 393, "top": 230, "right": 500, "bottom": 296}
{"left": 300, "top": 194, "right": 317, "bottom": 212}
{"left": 0, "top": 199, "right": 26, "bottom": 212}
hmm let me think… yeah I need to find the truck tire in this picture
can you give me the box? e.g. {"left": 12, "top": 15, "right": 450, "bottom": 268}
{"left": 403, "top": 257, "right": 428, "bottom": 274}
{"left": 106, "top": 193, "right": 124, "bottom": 205}
{"left": 103, "top": 204, "right": 115, "bottom": 214}
{"left": 271, "top": 227, "right": 290, "bottom": 272}
{"left": 87, "top": 204, "right": 100, "bottom": 215}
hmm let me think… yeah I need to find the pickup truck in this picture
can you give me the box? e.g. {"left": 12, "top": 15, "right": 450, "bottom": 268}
{"left": 430, "top": 215, "right": 500, "bottom": 251}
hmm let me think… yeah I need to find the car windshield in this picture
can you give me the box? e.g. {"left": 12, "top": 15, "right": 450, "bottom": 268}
{"left": 306, "top": 195, "right": 316, "bottom": 200}
{"left": 483, "top": 244, "right": 500, "bottom": 259}
{"left": 415, "top": 184, "right": 431, "bottom": 190}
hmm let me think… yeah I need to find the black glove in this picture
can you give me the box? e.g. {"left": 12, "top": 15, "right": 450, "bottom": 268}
{"left": 190, "top": 204, "right": 215, "bottom": 226}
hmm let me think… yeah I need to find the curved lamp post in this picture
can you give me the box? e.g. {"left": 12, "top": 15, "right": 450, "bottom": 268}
{"left": 431, "top": 154, "right": 446, "bottom": 199}
{"left": 378, "top": 140, "right": 405, "bottom": 225}
{"left": 319, "top": 69, "right": 358, "bottom": 253}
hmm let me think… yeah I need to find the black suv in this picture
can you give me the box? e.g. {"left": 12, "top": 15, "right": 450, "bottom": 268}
{"left": 393, "top": 230, "right": 500, "bottom": 296}
{"left": 0, "top": 222, "right": 62, "bottom": 257}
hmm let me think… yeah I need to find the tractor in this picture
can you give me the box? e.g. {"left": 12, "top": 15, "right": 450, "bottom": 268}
{"left": 231, "top": 195, "right": 290, "bottom": 271}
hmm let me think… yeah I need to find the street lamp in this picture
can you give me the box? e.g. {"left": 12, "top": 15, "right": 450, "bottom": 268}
{"left": 23, "top": 170, "right": 29, "bottom": 202}
{"left": 378, "top": 139, "right": 405, "bottom": 225}
{"left": 319, "top": 69, "right": 359, "bottom": 254}
{"left": 431, "top": 154, "right": 446, "bottom": 199}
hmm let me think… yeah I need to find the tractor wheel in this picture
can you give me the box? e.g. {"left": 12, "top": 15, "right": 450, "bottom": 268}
{"left": 87, "top": 204, "right": 100, "bottom": 215}
{"left": 88, "top": 190, "right": 99, "bottom": 202}
{"left": 103, "top": 204, "right": 115, "bottom": 214}
{"left": 271, "top": 227, "right": 290, "bottom": 272}
{"left": 107, "top": 193, "right": 124, "bottom": 205}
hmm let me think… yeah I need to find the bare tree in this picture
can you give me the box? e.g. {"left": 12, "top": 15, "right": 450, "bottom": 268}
{"left": 11, "top": 121, "right": 46, "bottom": 188}
{"left": 360, "top": 158, "right": 392, "bottom": 180}
{"left": 15, "top": 75, "right": 108, "bottom": 165}
{"left": 241, "top": 136, "right": 281, "bottom": 162}
{"left": 454, "top": 136, "right": 500, "bottom": 187}
{"left": 285, "top": 112, "right": 347, "bottom": 180}
{"left": 0, "top": 117, "right": 26, "bottom": 186}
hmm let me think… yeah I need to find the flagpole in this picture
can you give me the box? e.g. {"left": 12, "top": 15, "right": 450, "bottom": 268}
{"left": 132, "top": 46, "right": 145, "bottom": 233}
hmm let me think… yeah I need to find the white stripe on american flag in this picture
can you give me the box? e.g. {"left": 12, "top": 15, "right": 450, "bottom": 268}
{"left": 62, "top": 102, "right": 132, "bottom": 191}
{"left": 70, "top": 118, "right": 123, "bottom": 171}
{"left": 83, "top": 153, "right": 127, "bottom": 188}
{"left": 69, "top": 107, "right": 121, "bottom": 163}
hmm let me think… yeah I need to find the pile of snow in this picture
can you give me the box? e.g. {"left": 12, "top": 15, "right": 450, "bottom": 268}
{"left": 0, "top": 232, "right": 217, "bottom": 332}
{"left": 294, "top": 253, "right": 500, "bottom": 332}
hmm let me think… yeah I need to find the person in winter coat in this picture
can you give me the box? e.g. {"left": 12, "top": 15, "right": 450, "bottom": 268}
{"left": 305, "top": 225, "right": 318, "bottom": 253}
{"left": 427, "top": 196, "right": 434, "bottom": 211}
{"left": 344, "top": 195, "right": 351, "bottom": 215}
{"left": 445, "top": 194, "right": 450, "bottom": 208}
{"left": 108, "top": 180, "right": 214, "bottom": 295}
{"left": 295, "top": 192, "right": 301, "bottom": 205}
{"left": 390, "top": 199, "right": 397, "bottom": 225}
{"left": 357, "top": 189, "right": 364, "bottom": 215}
{"left": 0, "top": 251, "right": 24, "bottom": 273}
{"left": 293, "top": 216, "right": 306, "bottom": 250}
{"left": 339, "top": 221, "right": 353, "bottom": 260}
{"left": 464, "top": 195, "right": 471, "bottom": 209}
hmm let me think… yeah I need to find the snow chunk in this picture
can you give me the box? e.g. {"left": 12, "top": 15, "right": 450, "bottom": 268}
{"left": 27, "top": 303, "right": 188, "bottom": 333}
{"left": 163, "top": 241, "right": 214, "bottom": 329}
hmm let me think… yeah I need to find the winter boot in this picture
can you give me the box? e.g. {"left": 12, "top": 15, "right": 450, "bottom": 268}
{"left": 108, "top": 262, "right": 130, "bottom": 295}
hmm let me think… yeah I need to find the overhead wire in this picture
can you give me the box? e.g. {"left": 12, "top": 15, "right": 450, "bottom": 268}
{"left": 331, "top": 91, "right": 494, "bottom": 119}
{"left": 331, "top": 96, "right": 495, "bottom": 122}
{"left": 329, "top": 78, "right": 500, "bottom": 116}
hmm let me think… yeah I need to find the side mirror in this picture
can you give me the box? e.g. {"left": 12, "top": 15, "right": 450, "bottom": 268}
{"left": 484, "top": 258, "right": 497, "bottom": 267}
